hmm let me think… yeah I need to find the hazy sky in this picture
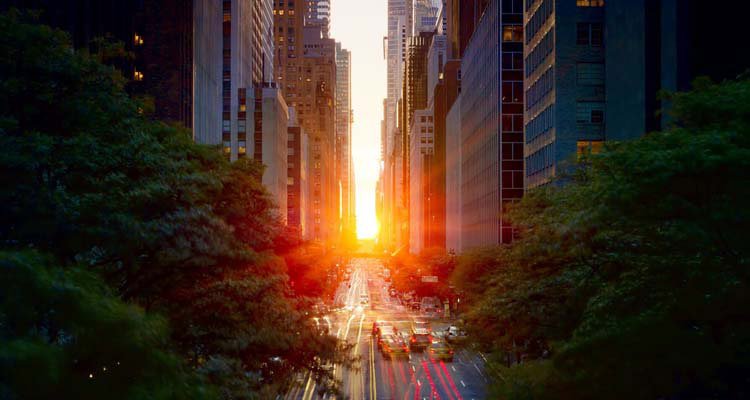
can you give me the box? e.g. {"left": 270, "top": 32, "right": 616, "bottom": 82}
{"left": 330, "top": 1, "right": 387, "bottom": 239}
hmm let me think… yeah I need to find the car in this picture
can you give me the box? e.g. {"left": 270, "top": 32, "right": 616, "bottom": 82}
{"left": 428, "top": 339, "right": 454, "bottom": 362}
{"left": 409, "top": 332, "right": 431, "bottom": 351}
{"left": 360, "top": 295, "right": 369, "bottom": 305}
{"left": 445, "top": 325, "right": 468, "bottom": 344}
{"left": 381, "top": 335, "right": 410, "bottom": 359}
{"left": 412, "top": 320, "right": 431, "bottom": 333}
{"left": 372, "top": 321, "right": 395, "bottom": 338}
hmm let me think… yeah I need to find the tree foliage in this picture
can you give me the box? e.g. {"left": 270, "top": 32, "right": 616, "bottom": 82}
{"left": 453, "top": 76, "right": 750, "bottom": 399}
{"left": 0, "top": 11, "right": 341, "bottom": 399}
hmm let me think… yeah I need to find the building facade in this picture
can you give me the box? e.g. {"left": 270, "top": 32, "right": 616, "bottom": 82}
{"left": 335, "top": 43, "right": 355, "bottom": 239}
{"left": 459, "top": 0, "right": 523, "bottom": 249}
{"left": 305, "top": 0, "right": 331, "bottom": 38}
{"left": 252, "top": 85, "right": 289, "bottom": 218}
{"left": 409, "top": 109, "right": 435, "bottom": 254}
{"left": 287, "top": 120, "right": 310, "bottom": 238}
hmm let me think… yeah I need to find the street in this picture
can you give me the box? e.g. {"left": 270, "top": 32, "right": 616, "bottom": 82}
{"left": 287, "top": 258, "right": 487, "bottom": 400}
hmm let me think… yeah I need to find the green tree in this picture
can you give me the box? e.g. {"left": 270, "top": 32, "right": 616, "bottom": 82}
{"left": 0, "top": 11, "right": 344, "bottom": 398}
{"left": 454, "top": 76, "right": 750, "bottom": 399}
{"left": 0, "top": 251, "right": 217, "bottom": 400}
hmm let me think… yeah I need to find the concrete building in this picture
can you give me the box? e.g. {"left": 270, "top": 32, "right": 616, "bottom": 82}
{"left": 287, "top": 111, "right": 311, "bottom": 238}
{"left": 445, "top": 92, "right": 462, "bottom": 253}
{"left": 300, "top": 26, "right": 337, "bottom": 242}
{"left": 252, "top": 85, "right": 289, "bottom": 218}
{"left": 409, "top": 109, "right": 435, "bottom": 254}
{"left": 274, "top": 1, "right": 338, "bottom": 243}
{"left": 401, "top": 31, "right": 433, "bottom": 250}
{"left": 335, "top": 43, "right": 355, "bottom": 239}
{"left": 459, "top": 0, "right": 524, "bottom": 249}
{"left": 305, "top": 0, "right": 331, "bottom": 38}
{"left": 220, "top": 0, "right": 276, "bottom": 162}
{"left": 381, "top": 0, "right": 414, "bottom": 251}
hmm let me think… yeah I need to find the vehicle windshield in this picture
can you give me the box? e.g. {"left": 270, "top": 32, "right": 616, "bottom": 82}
{"left": 380, "top": 326, "right": 395, "bottom": 336}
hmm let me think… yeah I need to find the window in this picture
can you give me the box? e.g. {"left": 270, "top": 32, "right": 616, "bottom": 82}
{"left": 287, "top": 177, "right": 294, "bottom": 185}
{"left": 576, "top": 140, "right": 604, "bottom": 160}
{"left": 502, "top": 25, "right": 523, "bottom": 42}
{"left": 238, "top": 141, "right": 247, "bottom": 155}
{"left": 576, "top": 0, "right": 604, "bottom": 6}
{"left": 576, "top": 102, "right": 605, "bottom": 124}
{"left": 577, "top": 23, "right": 603, "bottom": 46}
{"left": 577, "top": 63, "right": 604, "bottom": 85}
{"left": 288, "top": 147, "right": 295, "bottom": 155}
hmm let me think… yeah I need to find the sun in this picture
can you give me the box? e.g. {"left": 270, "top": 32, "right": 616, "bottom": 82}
{"left": 356, "top": 212, "right": 379, "bottom": 239}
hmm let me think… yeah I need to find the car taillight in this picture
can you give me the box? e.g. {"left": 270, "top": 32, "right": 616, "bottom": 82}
{"left": 449, "top": 350, "right": 454, "bottom": 354}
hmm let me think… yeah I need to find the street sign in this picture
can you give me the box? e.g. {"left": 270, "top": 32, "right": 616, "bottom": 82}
{"left": 421, "top": 276, "right": 438, "bottom": 283}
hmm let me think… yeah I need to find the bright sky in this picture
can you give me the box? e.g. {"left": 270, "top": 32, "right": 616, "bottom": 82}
{"left": 330, "top": 1, "right": 387, "bottom": 239}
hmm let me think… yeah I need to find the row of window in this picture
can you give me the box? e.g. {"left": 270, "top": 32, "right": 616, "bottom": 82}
{"left": 526, "top": 143, "right": 554, "bottom": 176}
{"left": 575, "top": 101, "right": 604, "bottom": 124}
{"left": 576, "top": 22, "right": 603, "bottom": 46}
{"left": 525, "top": 29, "right": 553, "bottom": 78}
{"left": 525, "top": 66, "right": 553, "bottom": 111}
{"left": 525, "top": 103, "right": 554, "bottom": 143}
{"left": 502, "top": 0, "right": 524, "bottom": 14}
{"left": 576, "top": 0, "right": 604, "bottom": 6}
{"left": 577, "top": 62, "right": 604, "bottom": 85}
{"left": 525, "top": 0, "right": 553, "bottom": 44}
{"left": 502, "top": 51, "right": 524, "bottom": 71}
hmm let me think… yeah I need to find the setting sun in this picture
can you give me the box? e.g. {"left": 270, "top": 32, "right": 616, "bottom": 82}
{"left": 330, "top": 0, "right": 386, "bottom": 240}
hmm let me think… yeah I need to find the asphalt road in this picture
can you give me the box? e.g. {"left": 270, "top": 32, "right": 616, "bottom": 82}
{"left": 287, "top": 257, "right": 488, "bottom": 400}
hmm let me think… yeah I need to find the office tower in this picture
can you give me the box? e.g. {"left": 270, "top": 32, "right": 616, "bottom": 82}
{"left": 287, "top": 109, "right": 310, "bottom": 238}
{"left": 274, "top": 1, "right": 337, "bottom": 242}
{"left": 304, "top": 0, "right": 330, "bottom": 38}
{"left": 252, "top": 85, "right": 289, "bottom": 220}
{"left": 0, "top": 0, "right": 217, "bottom": 139}
{"left": 299, "top": 26, "right": 337, "bottom": 242}
{"left": 522, "top": 0, "right": 750, "bottom": 189}
{"left": 409, "top": 109, "right": 434, "bottom": 254}
{"left": 459, "top": 0, "right": 523, "bottom": 249}
{"left": 413, "top": 0, "right": 440, "bottom": 34}
{"left": 445, "top": 0, "right": 489, "bottom": 59}
{"left": 335, "top": 43, "right": 355, "bottom": 239}
{"left": 401, "top": 31, "right": 433, "bottom": 251}
{"left": 444, "top": 75, "right": 462, "bottom": 253}
{"left": 381, "top": 0, "right": 413, "bottom": 251}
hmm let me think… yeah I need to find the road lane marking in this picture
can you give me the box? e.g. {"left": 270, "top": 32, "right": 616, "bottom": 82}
{"left": 460, "top": 380, "right": 466, "bottom": 387}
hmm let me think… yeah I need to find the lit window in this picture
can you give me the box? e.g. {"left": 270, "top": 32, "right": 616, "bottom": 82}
{"left": 502, "top": 25, "right": 523, "bottom": 42}
{"left": 133, "top": 33, "right": 144, "bottom": 46}
{"left": 577, "top": 140, "right": 604, "bottom": 160}
{"left": 133, "top": 70, "right": 144, "bottom": 81}
{"left": 576, "top": 0, "right": 604, "bottom": 6}
{"left": 238, "top": 141, "right": 247, "bottom": 155}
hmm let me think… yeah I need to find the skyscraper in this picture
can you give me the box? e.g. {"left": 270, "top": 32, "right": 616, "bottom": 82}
{"left": 381, "top": 0, "right": 413, "bottom": 250}
{"left": 521, "top": 0, "right": 741, "bottom": 189}
{"left": 335, "top": 43, "right": 355, "bottom": 239}
{"left": 305, "top": 0, "right": 331, "bottom": 38}
{"left": 459, "top": 0, "right": 524, "bottom": 248}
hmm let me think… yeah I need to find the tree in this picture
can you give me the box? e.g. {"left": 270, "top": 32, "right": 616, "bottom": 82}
{"left": 454, "top": 76, "right": 750, "bottom": 399}
{"left": 0, "top": 12, "right": 345, "bottom": 398}
{"left": 0, "top": 251, "right": 217, "bottom": 400}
